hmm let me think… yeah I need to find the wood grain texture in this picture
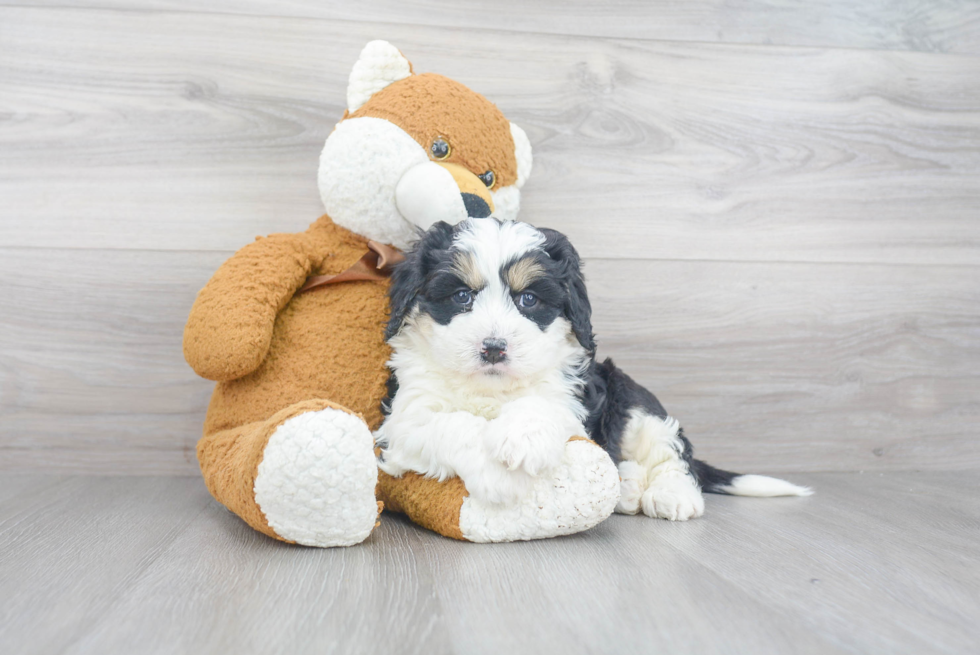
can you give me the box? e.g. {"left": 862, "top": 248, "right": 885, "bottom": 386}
{"left": 675, "top": 471, "right": 980, "bottom": 654}
{"left": 2, "top": 248, "right": 976, "bottom": 474}
{"left": 0, "top": 476, "right": 211, "bottom": 654}
{"left": 4, "top": 0, "right": 980, "bottom": 55}
{"left": 2, "top": 8, "right": 979, "bottom": 264}
{"left": 0, "top": 248, "right": 220, "bottom": 473}
{"left": 64, "top": 489, "right": 452, "bottom": 655}
{"left": 0, "top": 472, "right": 977, "bottom": 654}
{"left": 582, "top": 257, "right": 980, "bottom": 472}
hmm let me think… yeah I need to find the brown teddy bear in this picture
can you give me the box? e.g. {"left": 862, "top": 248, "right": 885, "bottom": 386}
{"left": 183, "top": 41, "right": 619, "bottom": 547}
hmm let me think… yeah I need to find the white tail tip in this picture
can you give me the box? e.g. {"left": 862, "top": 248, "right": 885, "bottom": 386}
{"left": 720, "top": 474, "right": 813, "bottom": 497}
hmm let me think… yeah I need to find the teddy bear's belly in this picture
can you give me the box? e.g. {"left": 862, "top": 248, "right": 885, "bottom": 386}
{"left": 203, "top": 280, "right": 392, "bottom": 436}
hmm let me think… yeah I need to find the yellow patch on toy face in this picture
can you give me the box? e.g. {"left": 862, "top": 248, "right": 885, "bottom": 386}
{"left": 438, "top": 162, "right": 495, "bottom": 213}
{"left": 350, "top": 73, "right": 518, "bottom": 189}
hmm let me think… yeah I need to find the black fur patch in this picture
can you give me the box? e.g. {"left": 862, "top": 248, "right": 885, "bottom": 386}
{"left": 419, "top": 269, "right": 476, "bottom": 326}
{"left": 580, "top": 358, "right": 742, "bottom": 494}
{"left": 500, "top": 253, "right": 564, "bottom": 332}
{"left": 580, "top": 358, "right": 667, "bottom": 464}
{"left": 385, "top": 221, "right": 458, "bottom": 340}
{"left": 538, "top": 228, "right": 596, "bottom": 353}
{"left": 380, "top": 371, "right": 398, "bottom": 417}
{"left": 688, "top": 459, "right": 738, "bottom": 493}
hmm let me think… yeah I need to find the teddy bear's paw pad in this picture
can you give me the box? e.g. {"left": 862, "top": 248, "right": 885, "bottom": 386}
{"left": 641, "top": 472, "right": 705, "bottom": 521}
{"left": 254, "top": 408, "right": 379, "bottom": 547}
{"left": 458, "top": 439, "right": 620, "bottom": 543}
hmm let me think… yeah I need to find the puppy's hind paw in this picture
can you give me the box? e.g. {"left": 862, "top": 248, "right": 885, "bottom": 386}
{"left": 614, "top": 460, "right": 645, "bottom": 515}
{"left": 641, "top": 472, "right": 705, "bottom": 521}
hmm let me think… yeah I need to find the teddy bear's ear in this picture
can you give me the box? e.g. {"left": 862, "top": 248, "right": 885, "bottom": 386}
{"left": 510, "top": 122, "right": 533, "bottom": 189}
{"left": 347, "top": 40, "right": 413, "bottom": 113}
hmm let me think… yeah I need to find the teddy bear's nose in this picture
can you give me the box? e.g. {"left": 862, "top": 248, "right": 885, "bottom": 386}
{"left": 461, "top": 193, "right": 492, "bottom": 218}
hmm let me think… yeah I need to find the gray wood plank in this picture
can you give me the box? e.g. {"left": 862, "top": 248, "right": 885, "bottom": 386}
{"left": 2, "top": 8, "right": 979, "bottom": 265}
{"left": 2, "top": 472, "right": 977, "bottom": 654}
{"left": 4, "top": 1, "right": 980, "bottom": 55}
{"left": 406, "top": 513, "right": 844, "bottom": 654}
{"left": 0, "top": 248, "right": 220, "bottom": 474}
{"left": 583, "top": 258, "right": 980, "bottom": 473}
{"left": 0, "top": 474, "right": 66, "bottom": 507}
{"left": 649, "top": 471, "right": 980, "bottom": 654}
{"left": 61, "top": 498, "right": 451, "bottom": 655}
{"left": 2, "top": 248, "right": 977, "bottom": 474}
{"left": 0, "top": 476, "right": 211, "bottom": 655}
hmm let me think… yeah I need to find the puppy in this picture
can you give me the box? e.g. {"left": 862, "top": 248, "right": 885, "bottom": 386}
{"left": 375, "top": 218, "right": 811, "bottom": 519}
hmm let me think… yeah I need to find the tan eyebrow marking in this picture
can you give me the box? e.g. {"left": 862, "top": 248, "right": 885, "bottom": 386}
{"left": 451, "top": 252, "right": 485, "bottom": 289}
{"left": 506, "top": 257, "right": 545, "bottom": 292}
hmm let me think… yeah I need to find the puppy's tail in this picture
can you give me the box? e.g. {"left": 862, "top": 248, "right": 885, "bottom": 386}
{"left": 690, "top": 459, "right": 813, "bottom": 497}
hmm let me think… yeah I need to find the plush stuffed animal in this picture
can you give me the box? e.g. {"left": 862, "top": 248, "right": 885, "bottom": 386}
{"left": 183, "top": 41, "right": 620, "bottom": 547}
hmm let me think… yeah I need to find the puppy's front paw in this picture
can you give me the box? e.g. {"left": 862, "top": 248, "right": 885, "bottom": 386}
{"left": 462, "top": 465, "right": 534, "bottom": 506}
{"left": 641, "top": 472, "right": 705, "bottom": 521}
{"left": 485, "top": 411, "right": 566, "bottom": 476}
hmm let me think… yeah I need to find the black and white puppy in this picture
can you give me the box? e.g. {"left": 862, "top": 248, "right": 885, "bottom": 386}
{"left": 376, "top": 218, "right": 810, "bottom": 520}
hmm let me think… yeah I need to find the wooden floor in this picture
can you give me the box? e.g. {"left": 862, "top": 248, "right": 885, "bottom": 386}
{"left": 1, "top": 471, "right": 977, "bottom": 654}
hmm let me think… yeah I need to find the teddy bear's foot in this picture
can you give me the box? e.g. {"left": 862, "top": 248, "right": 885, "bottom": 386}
{"left": 252, "top": 407, "right": 380, "bottom": 547}
{"left": 377, "top": 437, "right": 619, "bottom": 543}
{"left": 458, "top": 437, "right": 619, "bottom": 542}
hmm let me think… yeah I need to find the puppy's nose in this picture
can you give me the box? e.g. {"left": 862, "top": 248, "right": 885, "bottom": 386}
{"left": 461, "top": 193, "right": 492, "bottom": 218}
{"left": 481, "top": 338, "right": 507, "bottom": 364}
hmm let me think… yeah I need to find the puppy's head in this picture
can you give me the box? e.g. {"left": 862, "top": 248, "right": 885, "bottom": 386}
{"left": 386, "top": 219, "right": 594, "bottom": 386}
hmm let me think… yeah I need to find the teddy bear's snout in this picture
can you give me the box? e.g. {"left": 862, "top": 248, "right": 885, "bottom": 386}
{"left": 395, "top": 160, "right": 497, "bottom": 230}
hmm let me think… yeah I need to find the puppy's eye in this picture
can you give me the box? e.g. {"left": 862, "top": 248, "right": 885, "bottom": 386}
{"left": 452, "top": 289, "right": 473, "bottom": 305}
{"left": 431, "top": 138, "right": 451, "bottom": 160}
{"left": 517, "top": 292, "right": 537, "bottom": 308}
{"left": 478, "top": 170, "right": 495, "bottom": 189}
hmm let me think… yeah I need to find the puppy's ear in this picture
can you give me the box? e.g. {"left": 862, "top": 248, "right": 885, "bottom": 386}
{"left": 540, "top": 228, "right": 595, "bottom": 354}
{"left": 385, "top": 221, "right": 456, "bottom": 340}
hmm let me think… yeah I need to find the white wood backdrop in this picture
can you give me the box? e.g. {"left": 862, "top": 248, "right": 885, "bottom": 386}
{"left": 1, "top": 3, "right": 978, "bottom": 474}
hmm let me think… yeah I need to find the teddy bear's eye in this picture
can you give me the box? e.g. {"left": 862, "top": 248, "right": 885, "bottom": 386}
{"left": 478, "top": 170, "right": 495, "bottom": 189}
{"left": 431, "top": 138, "right": 451, "bottom": 160}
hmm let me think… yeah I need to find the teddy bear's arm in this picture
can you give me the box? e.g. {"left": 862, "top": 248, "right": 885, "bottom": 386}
{"left": 183, "top": 233, "right": 321, "bottom": 381}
